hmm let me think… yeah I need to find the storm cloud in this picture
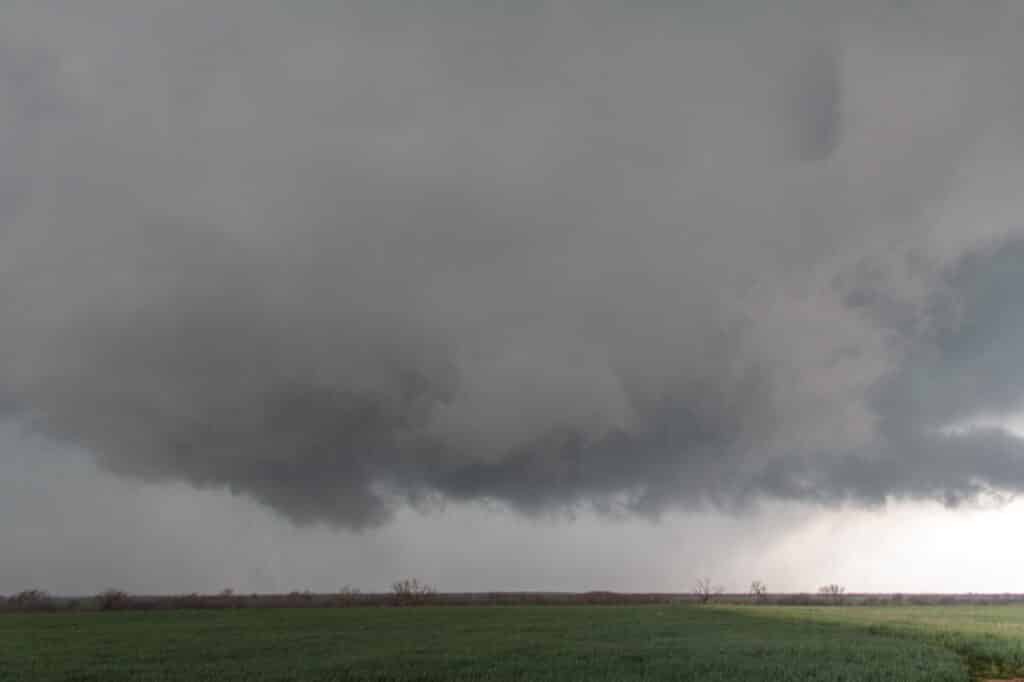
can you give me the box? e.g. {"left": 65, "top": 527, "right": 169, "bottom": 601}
{"left": 3, "top": 0, "right": 1024, "bottom": 528}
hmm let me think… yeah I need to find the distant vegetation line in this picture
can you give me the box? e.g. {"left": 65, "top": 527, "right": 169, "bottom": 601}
{"left": 6, "top": 588, "right": 1024, "bottom": 613}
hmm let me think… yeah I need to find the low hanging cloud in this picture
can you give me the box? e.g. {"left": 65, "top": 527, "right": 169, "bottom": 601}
{"left": 2, "top": 0, "right": 1024, "bottom": 528}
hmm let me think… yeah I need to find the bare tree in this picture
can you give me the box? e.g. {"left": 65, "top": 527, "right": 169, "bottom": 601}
{"left": 694, "top": 577, "right": 723, "bottom": 604}
{"left": 333, "top": 585, "right": 361, "bottom": 607}
{"left": 8, "top": 589, "right": 53, "bottom": 612}
{"left": 96, "top": 589, "right": 130, "bottom": 611}
{"left": 818, "top": 584, "right": 846, "bottom": 605}
{"left": 749, "top": 580, "right": 767, "bottom": 603}
{"left": 392, "top": 578, "right": 436, "bottom": 605}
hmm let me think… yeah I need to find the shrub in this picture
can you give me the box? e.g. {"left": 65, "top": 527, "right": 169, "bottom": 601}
{"left": 286, "top": 590, "right": 315, "bottom": 605}
{"left": 581, "top": 591, "right": 619, "bottom": 605}
{"left": 173, "top": 592, "right": 209, "bottom": 609}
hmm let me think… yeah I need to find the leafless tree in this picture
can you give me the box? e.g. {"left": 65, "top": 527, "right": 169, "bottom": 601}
{"left": 749, "top": 580, "right": 767, "bottom": 603}
{"left": 97, "top": 589, "right": 130, "bottom": 611}
{"left": 392, "top": 578, "right": 436, "bottom": 605}
{"left": 694, "top": 577, "right": 723, "bottom": 604}
{"left": 818, "top": 584, "right": 846, "bottom": 605}
{"left": 333, "top": 585, "right": 361, "bottom": 606}
{"left": 8, "top": 589, "right": 53, "bottom": 612}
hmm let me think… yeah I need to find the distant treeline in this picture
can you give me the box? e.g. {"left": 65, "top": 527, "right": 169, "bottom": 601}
{"left": 6, "top": 589, "right": 1024, "bottom": 613}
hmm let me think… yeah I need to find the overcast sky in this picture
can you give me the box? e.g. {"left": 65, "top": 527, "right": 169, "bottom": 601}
{"left": 4, "top": 0, "right": 1024, "bottom": 595}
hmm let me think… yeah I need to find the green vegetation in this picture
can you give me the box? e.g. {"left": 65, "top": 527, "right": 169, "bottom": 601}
{"left": 0, "top": 605, "right": 971, "bottom": 681}
{"left": 727, "top": 604, "right": 1024, "bottom": 679}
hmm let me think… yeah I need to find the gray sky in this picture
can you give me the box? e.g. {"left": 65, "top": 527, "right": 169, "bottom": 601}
{"left": 4, "top": 0, "right": 1024, "bottom": 594}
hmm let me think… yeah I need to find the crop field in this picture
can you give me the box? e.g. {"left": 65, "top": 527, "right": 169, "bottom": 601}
{"left": 728, "top": 604, "right": 1024, "bottom": 679}
{"left": 3, "top": 604, "right": 1024, "bottom": 681}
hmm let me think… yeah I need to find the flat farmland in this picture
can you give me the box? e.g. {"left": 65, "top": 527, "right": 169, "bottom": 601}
{"left": 728, "top": 604, "right": 1024, "bottom": 679}
{"left": 6, "top": 604, "right": 1014, "bottom": 681}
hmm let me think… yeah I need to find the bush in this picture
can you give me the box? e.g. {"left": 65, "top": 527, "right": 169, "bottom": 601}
{"left": 173, "top": 592, "right": 210, "bottom": 609}
{"left": 581, "top": 591, "right": 620, "bottom": 605}
{"left": 286, "top": 590, "right": 315, "bottom": 606}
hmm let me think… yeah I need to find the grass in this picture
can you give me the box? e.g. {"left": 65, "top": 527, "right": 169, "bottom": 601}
{"left": 726, "top": 604, "right": 1024, "bottom": 679}
{"left": 0, "top": 605, "right": 971, "bottom": 681}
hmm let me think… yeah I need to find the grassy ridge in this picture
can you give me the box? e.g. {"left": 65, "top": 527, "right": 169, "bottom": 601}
{"left": 0, "top": 605, "right": 967, "bottom": 681}
{"left": 726, "top": 605, "right": 1024, "bottom": 679}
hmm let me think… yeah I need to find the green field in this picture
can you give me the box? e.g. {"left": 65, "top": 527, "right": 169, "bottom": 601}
{"left": 4, "top": 604, "right": 1024, "bottom": 681}
{"left": 729, "top": 604, "right": 1024, "bottom": 679}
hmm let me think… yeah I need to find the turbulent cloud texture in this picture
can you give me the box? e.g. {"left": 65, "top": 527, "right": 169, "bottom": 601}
{"left": 3, "top": 0, "right": 1024, "bottom": 528}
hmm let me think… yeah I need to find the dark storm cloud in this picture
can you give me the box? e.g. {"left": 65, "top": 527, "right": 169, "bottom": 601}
{"left": 2, "top": 0, "right": 1024, "bottom": 528}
